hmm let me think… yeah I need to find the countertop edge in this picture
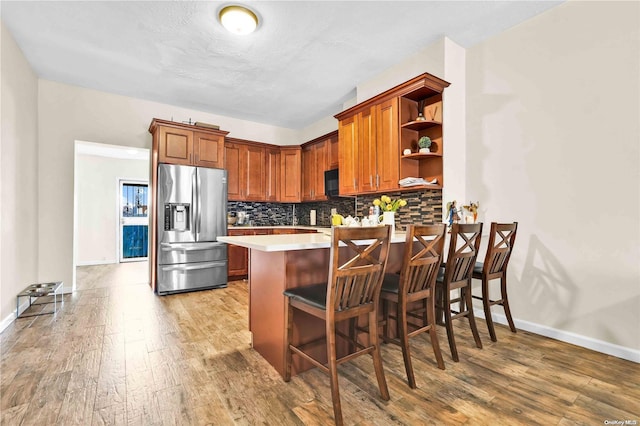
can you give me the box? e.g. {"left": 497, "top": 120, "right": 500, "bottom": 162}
{"left": 218, "top": 232, "right": 407, "bottom": 252}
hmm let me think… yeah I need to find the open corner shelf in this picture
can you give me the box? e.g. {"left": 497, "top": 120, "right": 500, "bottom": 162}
{"left": 398, "top": 183, "right": 442, "bottom": 190}
{"left": 401, "top": 152, "right": 442, "bottom": 159}
{"left": 401, "top": 120, "right": 442, "bottom": 131}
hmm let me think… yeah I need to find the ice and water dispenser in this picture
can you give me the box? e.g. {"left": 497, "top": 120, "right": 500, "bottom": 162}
{"left": 164, "top": 203, "right": 190, "bottom": 231}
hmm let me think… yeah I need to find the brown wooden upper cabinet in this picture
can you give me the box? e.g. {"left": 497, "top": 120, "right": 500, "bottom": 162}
{"left": 334, "top": 73, "right": 449, "bottom": 195}
{"left": 265, "top": 148, "right": 281, "bottom": 202}
{"left": 279, "top": 146, "right": 302, "bottom": 203}
{"left": 225, "top": 139, "right": 266, "bottom": 201}
{"left": 301, "top": 131, "right": 338, "bottom": 202}
{"left": 225, "top": 139, "right": 301, "bottom": 203}
{"left": 149, "top": 119, "right": 228, "bottom": 168}
{"left": 302, "top": 141, "right": 327, "bottom": 201}
{"left": 328, "top": 133, "right": 339, "bottom": 170}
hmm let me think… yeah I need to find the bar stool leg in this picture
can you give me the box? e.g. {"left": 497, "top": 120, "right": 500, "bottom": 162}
{"left": 482, "top": 277, "right": 498, "bottom": 342}
{"left": 443, "top": 285, "right": 459, "bottom": 362}
{"left": 326, "top": 321, "right": 343, "bottom": 426}
{"left": 427, "top": 296, "right": 445, "bottom": 370}
{"left": 464, "top": 282, "right": 483, "bottom": 349}
{"left": 501, "top": 276, "right": 517, "bottom": 333}
{"left": 398, "top": 302, "right": 416, "bottom": 388}
{"left": 369, "top": 310, "right": 390, "bottom": 400}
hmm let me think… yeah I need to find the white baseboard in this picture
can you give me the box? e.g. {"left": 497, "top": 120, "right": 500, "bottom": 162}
{"left": 76, "top": 260, "right": 117, "bottom": 266}
{"left": 474, "top": 308, "right": 640, "bottom": 364}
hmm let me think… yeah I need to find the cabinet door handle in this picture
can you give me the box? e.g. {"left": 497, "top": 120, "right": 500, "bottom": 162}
{"left": 376, "top": 174, "right": 380, "bottom": 187}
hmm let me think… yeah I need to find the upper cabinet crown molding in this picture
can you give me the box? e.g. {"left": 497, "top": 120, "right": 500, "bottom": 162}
{"left": 334, "top": 73, "right": 450, "bottom": 121}
{"left": 334, "top": 73, "right": 450, "bottom": 195}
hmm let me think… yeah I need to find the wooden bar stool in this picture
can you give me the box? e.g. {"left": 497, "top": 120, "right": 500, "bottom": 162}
{"left": 435, "top": 223, "right": 483, "bottom": 362}
{"left": 380, "top": 224, "right": 446, "bottom": 389}
{"left": 283, "top": 225, "right": 392, "bottom": 426}
{"left": 472, "top": 222, "right": 518, "bottom": 342}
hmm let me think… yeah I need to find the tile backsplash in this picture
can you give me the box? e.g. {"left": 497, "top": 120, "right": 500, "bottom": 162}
{"left": 228, "top": 189, "right": 442, "bottom": 230}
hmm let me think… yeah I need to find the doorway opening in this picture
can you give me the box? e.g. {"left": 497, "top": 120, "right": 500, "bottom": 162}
{"left": 73, "top": 140, "right": 150, "bottom": 291}
{"left": 119, "top": 180, "right": 149, "bottom": 262}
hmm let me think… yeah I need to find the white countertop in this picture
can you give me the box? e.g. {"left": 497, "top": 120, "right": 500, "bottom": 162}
{"left": 218, "top": 229, "right": 407, "bottom": 252}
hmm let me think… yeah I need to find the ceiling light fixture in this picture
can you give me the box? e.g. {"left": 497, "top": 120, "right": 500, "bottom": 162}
{"left": 219, "top": 5, "right": 258, "bottom": 35}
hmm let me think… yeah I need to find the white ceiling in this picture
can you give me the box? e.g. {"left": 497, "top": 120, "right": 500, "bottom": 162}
{"left": 1, "top": 1, "right": 563, "bottom": 129}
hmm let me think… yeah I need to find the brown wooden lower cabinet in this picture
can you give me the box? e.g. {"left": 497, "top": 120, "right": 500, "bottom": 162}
{"left": 227, "top": 244, "right": 249, "bottom": 279}
{"left": 227, "top": 228, "right": 318, "bottom": 280}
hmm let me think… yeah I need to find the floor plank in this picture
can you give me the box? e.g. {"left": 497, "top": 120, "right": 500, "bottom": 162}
{"left": 0, "top": 263, "right": 637, "bottom": 425}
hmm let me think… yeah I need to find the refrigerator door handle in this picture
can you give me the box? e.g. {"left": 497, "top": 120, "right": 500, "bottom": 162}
{"left": 160, "top": 242, "right": 225, "bottom": 251}
{"left": 196, "top": 169, "right": 202, "bottom": 237}
{"left": 160, "top": 261, "right": 226, "bottom": 272}
{"left": 192, "top": 170, "right": 198, "bottom": 239}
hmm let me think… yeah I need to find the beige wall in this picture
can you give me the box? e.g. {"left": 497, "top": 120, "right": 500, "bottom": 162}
{"left": 466, "top": 1, "right": 639, "bottom": 353}
{"left": 76, "top": 151, "right": 149, "bottom": 265}
{"left": 0, "top": 23, "right": 39, "bottom": 324}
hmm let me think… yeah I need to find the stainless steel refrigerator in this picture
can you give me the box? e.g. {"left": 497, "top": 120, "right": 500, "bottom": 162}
{"left": 156, "top": 164, "right": 228, "bottom": 295}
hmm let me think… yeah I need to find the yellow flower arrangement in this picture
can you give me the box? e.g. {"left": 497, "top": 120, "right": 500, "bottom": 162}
{"left": 373, "top": 195, "right": 407, "bottom": 212}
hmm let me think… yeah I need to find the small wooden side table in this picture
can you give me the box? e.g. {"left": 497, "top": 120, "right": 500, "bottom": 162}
{"left": 16, "top": 281, "right": 63, "bottom": 318}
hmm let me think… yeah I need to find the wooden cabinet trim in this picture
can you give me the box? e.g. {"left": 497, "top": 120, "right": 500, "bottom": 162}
{"left": 149, "top": 118, "right": 229, "bottom": 138}
{"left": 334, "top": 73, "right": 450, "bottom": 121}
{"left": 300, "top": 130, "right": 338, "bottom": 148}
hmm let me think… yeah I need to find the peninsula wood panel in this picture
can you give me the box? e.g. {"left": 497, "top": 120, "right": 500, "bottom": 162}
{"left": 250, "top": 249, "right": 332, "bottom": 377}
{"left": 248, "top": 243, "right": 404, "bottom": 378}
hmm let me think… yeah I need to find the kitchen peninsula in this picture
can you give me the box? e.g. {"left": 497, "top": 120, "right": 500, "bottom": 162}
{"left": 217, "top": 229, "right": 406, "bottom": 378}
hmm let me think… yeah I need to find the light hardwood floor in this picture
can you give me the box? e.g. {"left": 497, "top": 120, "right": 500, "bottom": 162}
{"left": 75, "top": 262, "right": 149, "bottom": 290}
{"left": 1, "top": 274, "right": 638, "bottom": 425}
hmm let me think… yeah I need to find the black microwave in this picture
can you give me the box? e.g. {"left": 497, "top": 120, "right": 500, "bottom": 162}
{"left": 324, "top": 169, "right": 339, "bottom": 197}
